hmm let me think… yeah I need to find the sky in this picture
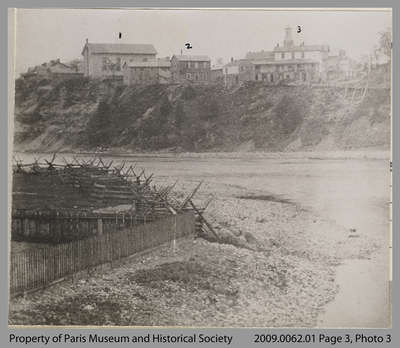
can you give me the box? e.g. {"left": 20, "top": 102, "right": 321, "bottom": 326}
{"left": 13, "top": 8, "right": 392, "bottom": 75}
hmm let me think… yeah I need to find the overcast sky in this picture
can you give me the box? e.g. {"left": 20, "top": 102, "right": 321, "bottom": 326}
{"left": 13, "top": 8, "right": 391, "bottom": 75}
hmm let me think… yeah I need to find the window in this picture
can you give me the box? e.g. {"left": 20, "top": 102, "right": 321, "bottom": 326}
{"left": 195, "top": 62, "right": 199, "bottom": 69}
{"left": 102, "top": 57, "right": 108, "bottom": 71}
{"left": 301, "top": 52, "right": 305, "bottom": 59}
{"left": 143, "top": 58, "right": 148, "bottom": 62}
{"left": 291, "top": 52, "right": 295, "bottom": 59}
{"left": 186, "top": 73, "right": 192, "bottom": 79}
{"left": 116, "top": 57, "right": 121, "bottom": 71}
{"left": 281, "top": 52, "right": 285, "bottom": 59}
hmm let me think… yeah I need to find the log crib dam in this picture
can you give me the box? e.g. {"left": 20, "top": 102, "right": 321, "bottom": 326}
{"left": 10, "top": 155, "right": 213, "bottom": 296}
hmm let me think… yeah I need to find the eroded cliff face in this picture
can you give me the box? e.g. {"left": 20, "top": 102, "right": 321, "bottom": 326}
{"left": 13, "top": 76, "right": 390, "bottom": 153}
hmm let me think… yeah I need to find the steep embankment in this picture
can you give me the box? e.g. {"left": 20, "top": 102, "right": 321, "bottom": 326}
{"left": 13, "top": 76, "right": 390, "bottom": 152}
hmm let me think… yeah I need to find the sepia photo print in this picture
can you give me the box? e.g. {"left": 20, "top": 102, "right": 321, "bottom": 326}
{"left": 8, "top": 8, "right": 392, "bottom": 328}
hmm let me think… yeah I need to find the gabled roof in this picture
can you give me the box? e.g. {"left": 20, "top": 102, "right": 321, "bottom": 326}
{"left": 246, "top": 51, "right": 275, "bottom": 60}
{"left": 172, "top": 55, "right": 211, "bottom": 62}
{"left": 82, "top": 43, "right": 157, "bottom": 56}
{"left": 273, "top": 44, "right": 330, "bottom": 52}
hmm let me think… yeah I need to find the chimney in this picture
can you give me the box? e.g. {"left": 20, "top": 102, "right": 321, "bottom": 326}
{"left": 231, "top": 57, "right": 234, "bottom": 63}
{"left": 284, "top": 26, "right": 294, "bottom": 48}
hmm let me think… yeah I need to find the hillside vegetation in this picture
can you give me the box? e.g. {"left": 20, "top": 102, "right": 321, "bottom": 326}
{"left": 13, "top": 76, "right": 390, "bottom": 153}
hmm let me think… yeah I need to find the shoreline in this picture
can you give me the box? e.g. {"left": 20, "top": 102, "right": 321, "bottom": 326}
{"left": 13, "top": 149, "right": 391, "bottom": 162}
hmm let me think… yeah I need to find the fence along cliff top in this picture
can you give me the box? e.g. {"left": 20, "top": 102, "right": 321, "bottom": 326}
{"left": 11, "top": 154, "right": 215, "bottom": 243}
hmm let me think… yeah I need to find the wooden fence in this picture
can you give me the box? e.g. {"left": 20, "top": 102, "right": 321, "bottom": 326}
{"left": 11, "top": 209, "right": 171, "bottom": 243}
{"left": 9, "top": 212, "right": 195, "bottom": 295}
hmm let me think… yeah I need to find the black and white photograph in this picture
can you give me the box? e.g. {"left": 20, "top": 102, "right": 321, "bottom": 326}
{"left": 8, "top": 8, "right": 391, "bottom": 328}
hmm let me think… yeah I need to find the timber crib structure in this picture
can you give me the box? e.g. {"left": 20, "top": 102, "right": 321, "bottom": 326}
{"left": 10, "top": 154, "right": 216, "bottom": 295}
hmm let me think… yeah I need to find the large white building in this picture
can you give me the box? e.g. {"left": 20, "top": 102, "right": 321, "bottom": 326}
{"left": 245, "top": 26, "right": 331, "bottom": 83}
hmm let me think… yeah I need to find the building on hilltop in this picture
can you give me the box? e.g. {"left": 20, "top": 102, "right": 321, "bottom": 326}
{"left": 170, "top": 55, "right": 211, "bottom": 84}
{"left": 273, "top": 26, "right": 330, "bottom": 63}
{"left": 81, "top": 39, "right": 157, "bottom": 78}
{"left": 271, "top": 26, "right": 329, "bottom": 82}
{"left": 244, "top": 26, "right": 331, "bottom": 84}
{"left": 223, "top": 59, "right": 240, "bottom": 87}
{"left": 23, "top": 59, "right": 83, "bottom": 79}
{"left": 222, "top": 58, "right": 255, "bottom": 88}
{"left": 210, "top": 65, "right": 224, "bottom": 83}
{"left": 123, "top": 58, "right": 171, "bottom": 85}
{"left": 253, "top": 58, "right": 320, "bottom": 83}
{"left": 323, "top": 49, "right": 358, "bottom": 81}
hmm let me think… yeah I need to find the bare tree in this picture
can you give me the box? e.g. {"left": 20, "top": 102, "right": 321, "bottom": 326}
{"left": 379, "top": 27, "right": 392, "bottom": 60}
